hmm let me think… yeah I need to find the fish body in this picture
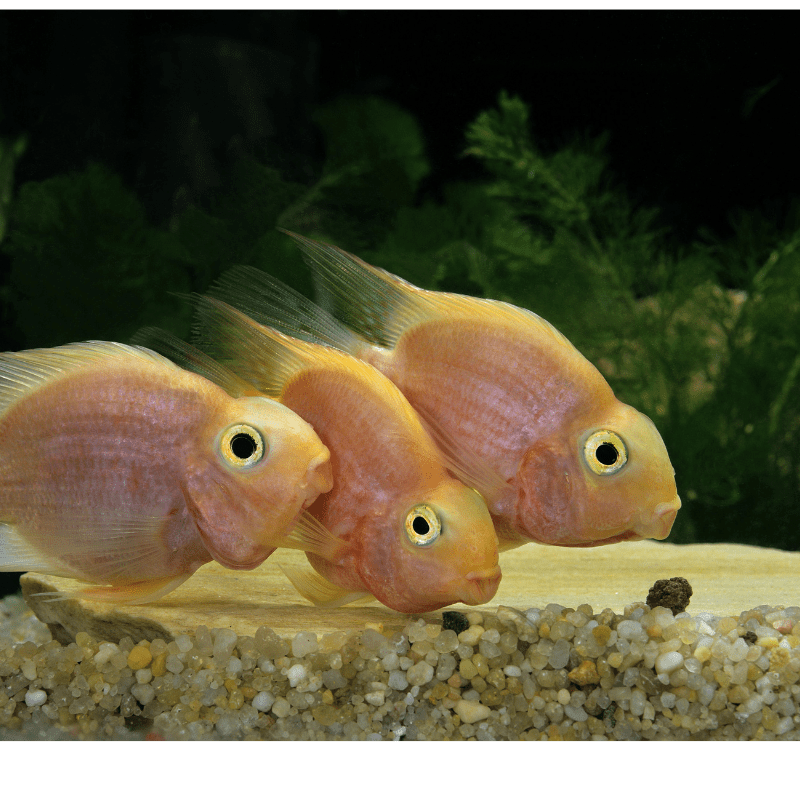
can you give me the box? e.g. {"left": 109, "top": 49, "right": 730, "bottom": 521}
{"left": 193, "top": 297, "right": 501, "bottom": 613}
{"left": 224, "top": 233, "right": 681, "bottom": 550}
{"left": 0, "top": 341, "right": 333, "bottom": 602}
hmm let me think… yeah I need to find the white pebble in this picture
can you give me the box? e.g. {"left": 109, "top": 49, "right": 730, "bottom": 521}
{"left": 729, "top": 638, "right": 750, "bottom": 662}
{"left": 271, "top": 697, "right": 292, "bottom": 718}
{"left": 388, "top": 670, "right": 409, "bottom": 691}
{"left": 24, "top": 689, "right": 47, "bottom": 707}
{"left": 564, "top": 705, "right": 588, "bottom": 722}
{"left": 21, "top": 659, "right": 37, "bottom": 681}
{"left": 406, "top": 661, "right": 434, "bottom": 687}
{"left": 287, "top": 664, "right": 307, "bottom": 687}
{"left": 135, "top": 668, "right": 152, "bottom": 684}
{"left": 454, "top": 699, "right": 491, "bottom": 724}
{"left": 660, "top": 692, "right": 676, "bottom": 709}
{"left": 655, "top": 651, "right": 684, "bottom": 674}
{"left": 131, "top": 683, "right": 155, "bottom": 705}
{"left": 365, "top": 690, "right": 385, "bottom": 707}
{"left": 251, "top": 691, "right": 275, "bottom": 712}
{"left": 617, "top": 620, "right": 645, "bottom": 641}
{"left": 503, "top": 665, "right": 522, "bottom": 678}
{"left": 93, "top": 642, "right": 119, "bottom": 666}
{"left": 212, "top": 629, "right": 238, "bottom": 661}
{"left": 175, "top": 634, "right": 193, "bottom": 653}
{"left": 630, "top": 688, "right": 646, "bottom": 716}
{"left": 292, "top": 632, "right": 318, "bottom": 658}
{"left": 226, "top": 656, "right": 243, "bottom": 676}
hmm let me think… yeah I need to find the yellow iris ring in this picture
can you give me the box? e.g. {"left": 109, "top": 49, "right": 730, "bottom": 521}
{"left": 220, "top": 424, "right": 266, "bottom": 468}
{"left": 583, "top": 430, "right": 628, "bottom": 475}
{"left": 404, "top": 504, "right": 442, "bottom": 546}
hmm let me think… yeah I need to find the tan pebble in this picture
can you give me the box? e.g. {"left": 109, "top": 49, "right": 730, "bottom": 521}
{"left": 568, "top": 660, "right": 600, "bottom": 686}
{"left": 150, "top": 652, "right": 167, "bottom": 678}
{"left": 607, "top": 652, "right": 624, "bottom": 669}
{"left": 430, "top": 683, "right": 449, "bottom": 701}
{"left": 647, "top": 624, "right": 662, "bottom": 639}
{"left": 592, "top": 625, "right": 612, "bottom": 646}
{"left": 364, "top": 622, "right": 384, "bottom": 633}
{"left": 454, "top": 699, "right": 491, "bottom": 724}
{"left": 546, "top": 723, "right": 563, "bottom": 741}
{"left": 717, "top": 617, "right": 738, "bottom": 635}
{"left": 447, "top": 674, "right": 463, "bottom": 689}
{"left": 224, "top": 678, "right": 238, "bottom": 693}
{"left": 322, "top": 690, "right": 334, "bottom": 705}
{"left": 727, "top": 685, "right": 749, "bottom": 703}
{"left": 241, "top": 686, "right": 256, "bottom": 700}
{"left": 770, "top": 648, "right": 791, "bottom": 671}
{"left": 459, "top": 659, "right": 478, "bottom": 680}
{"left": 539, "top": 622, "right": 551, "bottom": 638}
{"left": 127, "top": 645, "right": 152, "bottom": 671}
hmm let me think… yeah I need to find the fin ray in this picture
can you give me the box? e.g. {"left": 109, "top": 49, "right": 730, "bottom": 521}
{"left": 282, "top": 511, "right": 348, "bottom": 562}
{"left": 280, "top": 563, "right": 372, "bottom": 608}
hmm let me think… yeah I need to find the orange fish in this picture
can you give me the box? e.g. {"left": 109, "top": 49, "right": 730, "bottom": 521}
{"left": 214, "top": 232, "right": 681, "bottom": 551}
{"left": 0, "top": 340, "right": 333, "bottom": 603}
{"left": 192, "top": 296, "right": 501, "bottom": 613}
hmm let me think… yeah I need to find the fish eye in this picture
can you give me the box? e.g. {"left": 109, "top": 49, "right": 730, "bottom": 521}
{"left": 583, "top": 430, "right": 628, "bottom": 475}
{"left": 220, "top": 424, "right": 266, "bottom": 468}
{"left": 404, "top": 504, "right": 442, "bottom": 546}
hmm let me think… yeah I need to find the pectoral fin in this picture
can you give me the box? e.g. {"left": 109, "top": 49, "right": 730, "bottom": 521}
{"left": 281, "top": 511, "right": 349, "bottom": 562}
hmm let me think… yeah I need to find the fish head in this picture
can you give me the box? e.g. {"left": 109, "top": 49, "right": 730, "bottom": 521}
{"left": 184, "top": 396, "right": 332, "bottom": 568}
{"left": 514, "top": 401, "right": 680, "bottom": 547}
{"left": 359, "top": 479, "right": 501, "bottom": 613}
{"left": 571, "top": 403, "right": 681, "bottom": 545}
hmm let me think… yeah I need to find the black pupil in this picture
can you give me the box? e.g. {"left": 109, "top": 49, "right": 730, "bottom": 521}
{"left": 412, "top": 515, "right": 430, "bottom": 535}
{"left": 230, "top": 432, "right": 258, "bottom": 460}
{"left": 596, "top": 442, "right": 618, "bottom": 466}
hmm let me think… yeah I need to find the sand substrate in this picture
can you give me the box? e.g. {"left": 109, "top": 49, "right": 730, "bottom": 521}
{"left": 2, "top": 590, "right": 800, "bottom": 741}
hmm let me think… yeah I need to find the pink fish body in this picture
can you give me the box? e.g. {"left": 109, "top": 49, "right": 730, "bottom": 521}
{"left": 219, "top": 233, "right": 681, "bottom": 551}
{"left": 193, "top": 297, "right": 501, "bottom": 613}
{"left": 0, "top": 341, "right": 332, "bottom": 603}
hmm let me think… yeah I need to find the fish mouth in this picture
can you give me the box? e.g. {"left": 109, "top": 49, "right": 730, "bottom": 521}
{"left": 458, "top": 566, "right": 502, "bottom": 605}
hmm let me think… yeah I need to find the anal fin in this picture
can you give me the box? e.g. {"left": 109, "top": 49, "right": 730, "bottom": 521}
{"left": 280, "top": 563, "right": 373, "bottom": 608}
{"left": 36, "top": 573, "right": 194, "bottom": 605}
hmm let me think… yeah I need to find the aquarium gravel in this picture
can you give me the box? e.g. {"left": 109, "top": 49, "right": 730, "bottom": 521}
{"left": 2, "top": 593, "right": 800, "bottom": 740}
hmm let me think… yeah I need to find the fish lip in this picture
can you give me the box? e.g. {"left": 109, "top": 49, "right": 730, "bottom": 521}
{"left": 459, "top": 566, "right": 502, "bottom": 605}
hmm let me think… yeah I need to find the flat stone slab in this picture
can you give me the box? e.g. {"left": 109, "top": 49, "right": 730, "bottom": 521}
{"left": 21, "top": 540, "right": 800, "bottom": 644}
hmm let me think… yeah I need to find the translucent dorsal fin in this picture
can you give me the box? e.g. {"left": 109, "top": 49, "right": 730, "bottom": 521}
{"left": 283, "top": 230, "right": 435, "bottom": 349}
{"left": 131, "top": 326, "right": 258, "bottom": 399}
{"left": 0, "top": 341, "right": 178, "bottom": 417}
{"left": 209, "top": 264, "right": 363, "bottom": 355}
{"left": 285, "top": 230, "right": 580, "bottom": 354}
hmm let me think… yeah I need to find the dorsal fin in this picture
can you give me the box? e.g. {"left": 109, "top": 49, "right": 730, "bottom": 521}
{"left": 0, "top": 341, "right": 178, "bottom": 417}
{"left": 283, "top": 229, "right": 578, "bottom": 354}
{"left": 208, "top": 264, "right": 363, "bottom": 355}
{"left": 283, "top": 230, "right": 435, "bottom": 348}
{"left": 131, "top": 326, "right": 258, "bottom": 399}
{"left": 191, "top": 295, "right": 402, "bottom": 408}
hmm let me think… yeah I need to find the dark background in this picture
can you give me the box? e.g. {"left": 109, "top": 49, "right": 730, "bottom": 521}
{"left": 1, "top": 10, "right": 798, "bottom": 597}
{"left": 2, "top": 10, "right": 798, "bottom": 249}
